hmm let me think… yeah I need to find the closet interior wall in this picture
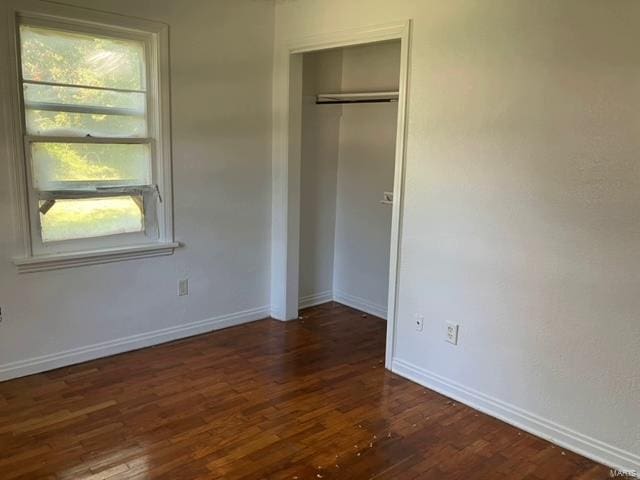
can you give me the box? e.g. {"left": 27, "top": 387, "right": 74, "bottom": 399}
{"left": 299, "top": 41, "right": 401, "bottom": 318}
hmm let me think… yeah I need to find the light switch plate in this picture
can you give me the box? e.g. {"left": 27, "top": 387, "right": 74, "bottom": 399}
{"left": 380, "top": 191, "right": 394, "bottom": 205}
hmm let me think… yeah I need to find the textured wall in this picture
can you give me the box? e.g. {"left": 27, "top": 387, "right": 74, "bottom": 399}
{"left": 299, "top": 50, "right": 342, "bottom": 300}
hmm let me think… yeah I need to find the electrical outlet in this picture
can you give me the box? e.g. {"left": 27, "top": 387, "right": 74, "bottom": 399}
{"left": 446, "top": 322, "right": 459, "bottom": 345}
{"left": 178, "top": 279, "right": 189, "bottom": 296}
{"left": 415, "top": 314, "right": 424, "bottom": 332}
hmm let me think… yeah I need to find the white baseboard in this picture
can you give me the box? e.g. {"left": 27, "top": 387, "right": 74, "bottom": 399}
{"left": 299, "top": 290, "right": 333, "bottom": 309}
{"left": 297, "top": 290, "right": 387, "bottom": 320}
{"left": 392, "top": 358, "right": 640, "bottom": 473}
{"left": 333, "top": 290, "right": 387, "bottom": 320}
{"left": 0, "top": 305, "right": 270, "bottom": 382}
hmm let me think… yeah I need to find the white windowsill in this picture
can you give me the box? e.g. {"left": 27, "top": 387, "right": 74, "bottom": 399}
{"left": 13, "top": 242, "right": 181, "bottom": 273}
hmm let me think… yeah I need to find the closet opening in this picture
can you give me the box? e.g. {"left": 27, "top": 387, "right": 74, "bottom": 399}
{"left": 298, "top": 40, "right": 402, "bottom": 355}
{"left": 271, "top": 21, "right": 410, "bottom": 369}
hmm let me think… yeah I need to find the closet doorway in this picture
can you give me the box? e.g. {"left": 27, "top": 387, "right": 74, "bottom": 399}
{"left": 299, "top": 41, "right": 399, "bottom": 317}
{"left": 271, "top": 22, "right": 411, "bottom": 368}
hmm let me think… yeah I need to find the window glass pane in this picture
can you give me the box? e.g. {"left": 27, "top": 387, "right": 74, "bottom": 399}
{"left": 31, "top": 143, "right": 151, "bottom": 190}
{"left": 40, "top": 196, "right": 143, "bottom": 242}
{"left": 26, "top": 110, "right": 147, "bottom": 138}
{"left": 20, "top": 25, "right": 146, "bottom": 90}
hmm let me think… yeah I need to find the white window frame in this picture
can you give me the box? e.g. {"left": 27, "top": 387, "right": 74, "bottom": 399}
{"left": 3, "top": 0, "right": 177, "bottom": 273}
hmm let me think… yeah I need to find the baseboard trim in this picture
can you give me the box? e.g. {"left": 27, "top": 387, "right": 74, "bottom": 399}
{"left": 391, "top": 358, "right": 639, "bottom": 473}
{"left": 299, "top": 290, "right": 333, "bottom": 309}
{"left": 0, "top": 305, "right": 270, "bottom": 382}
{"left": 333, "top": 290, "right": 387, "bottom": 319}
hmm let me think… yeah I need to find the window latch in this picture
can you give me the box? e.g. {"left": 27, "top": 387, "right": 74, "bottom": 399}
{"left": 39, "top": 199, "right": 56, "bottom": 215}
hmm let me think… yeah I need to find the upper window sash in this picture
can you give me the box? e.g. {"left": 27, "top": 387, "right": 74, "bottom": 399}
{"left": 18, "top": 21, "right": 151, "bottom": 141}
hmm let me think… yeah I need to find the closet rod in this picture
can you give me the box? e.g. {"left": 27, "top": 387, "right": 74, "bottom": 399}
{"left": 316, "top": 98, "right": 397, "bottom": 105}
{"left": 315, "top": 91, "right": 399, "bottom": 105}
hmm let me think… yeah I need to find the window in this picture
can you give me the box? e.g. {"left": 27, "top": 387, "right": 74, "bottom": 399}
{"left": 8, "top": 4, "right": 175, "bottom": 271}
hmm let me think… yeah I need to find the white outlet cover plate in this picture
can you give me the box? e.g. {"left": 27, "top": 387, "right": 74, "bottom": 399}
{"left": 446, "top": 322, "right": 459, "bottom": 345}
{"left": 178, "top": 279, "right": 189, "bottom": 296}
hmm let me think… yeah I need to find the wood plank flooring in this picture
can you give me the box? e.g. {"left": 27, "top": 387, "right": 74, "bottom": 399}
{"left": 0, "top": 302, "right": 614, "bottom": 479}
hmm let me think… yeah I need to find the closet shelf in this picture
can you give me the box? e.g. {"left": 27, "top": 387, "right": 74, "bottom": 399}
{"left": 316, "top": 91, "right": 399, "bottom": 105}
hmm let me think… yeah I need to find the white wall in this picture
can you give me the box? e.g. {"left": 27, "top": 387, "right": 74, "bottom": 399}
{"left": 333, "top": 42, "right": 399, "bottom": 317}
{"left": 0, "top": 0, "right": 274, "bottom": 379}
{"left": 298, "top": 50, "right": 342, "bottom": 304}
{"left": 276, "top": 0, "right": 640, "bottom": 470}
{"left": 340, "top": 41, "right": 401, "bottom": 92}
{"left": 332, "top": 102, "right": 397, "bottom": 317}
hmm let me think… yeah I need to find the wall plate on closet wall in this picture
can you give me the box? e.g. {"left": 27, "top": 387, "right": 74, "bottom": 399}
{"left": 380, "top": 192, "right": 394, "bottom": 205}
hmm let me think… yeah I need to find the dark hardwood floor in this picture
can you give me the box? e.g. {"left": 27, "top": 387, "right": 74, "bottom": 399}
{"left": 0, "top": 302, "right": 613, "bottom": 479}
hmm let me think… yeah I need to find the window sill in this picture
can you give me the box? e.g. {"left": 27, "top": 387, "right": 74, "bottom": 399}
{"left": 13, "top": 242, "right": 181, "bottom": 273}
